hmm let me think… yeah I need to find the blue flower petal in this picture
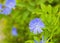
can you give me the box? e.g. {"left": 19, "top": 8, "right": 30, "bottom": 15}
{"left": 5, "top": 0, "right": 16, "bottom": 8}
{"left": 29, "top": 18, "right": 44, "bottom": 29}
{"left": 0, "top": 4, "right": 2, "bottom": 14}
{"left": 33, "top": 28, "right": 38, "bottom": 34}
{"left": 11, "top": 27, "right": 18, "bottom": 36}
{"left": 0, "top": 4, "right": 2, "bottom": 10}
{"left": 1, "top": 7, "right": 12, "bottom": 15}
{"left": 37, "top": 28, "right": 43, "bottom": 33}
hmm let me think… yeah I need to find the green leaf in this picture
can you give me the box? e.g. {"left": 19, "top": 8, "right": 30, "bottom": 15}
{"left": 36, "top": 0, "right": 46, "bottom": 4}
{"left": 43, "top": 29, "right": 50, "bottom": 39}
{"left": 16, "top": 2, "right": 25, "bottom": 7}
{"left": 22, "top": 11, "right": 29, "bottom": 21}
{"left": 49, "top": 41, "right": 54, "bottom": 43}
{"left": 34, "top": 36, "right": 40, "bottom": 42}
{"left": 46, "top": 5, "right": 52, "bottom": 14}
{"left": 33, "top": 8, "right": 42, "bottom": 14}
{"left": 40, "top": 3, "right": 47, "bottom": 13}
{"left": 26, "top": 5, "right": 35, "bottom": 12}
{"left": 29, "top": 0, "right": 35, "bottom": 6}
{"left": 25, "top": 40, "right": 34, "bottom": 43}
{"left": 48, "top": 0, "right": 53, "bottom": 3}
{"left": 52, "top": 6, "right": 58, "bottom": 14}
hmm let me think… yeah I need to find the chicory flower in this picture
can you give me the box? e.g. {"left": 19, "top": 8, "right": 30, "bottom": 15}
{"left": 5, "top": 0, "right": 16, "bottom": 8}
{"left": 29, "top": 18, "right": 45, "bottom": 34}
{"left": 0, "top": 4, "right": 12, "bottom": 15}
{"left": 0, "top": 0, "right": 16, "bottom": 15}
{"left": 1, "top": 7, "right": 12, "bottom": 15}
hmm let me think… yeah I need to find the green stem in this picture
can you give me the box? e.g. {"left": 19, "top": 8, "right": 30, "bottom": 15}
{"left": 46, "top": 27, "right": 57, "bottom": 43}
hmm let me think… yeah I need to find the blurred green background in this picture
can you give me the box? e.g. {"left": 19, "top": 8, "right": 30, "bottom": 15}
{"left": 0, "top": 0, "right": 60, "bottom": 43}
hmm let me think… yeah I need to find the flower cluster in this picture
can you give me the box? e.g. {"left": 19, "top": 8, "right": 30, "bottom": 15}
{"left": 0, "top": 0, "right": 16, "bottom": 15}
{"left": 29, "top": 18, "right": 45, "bottom": 34}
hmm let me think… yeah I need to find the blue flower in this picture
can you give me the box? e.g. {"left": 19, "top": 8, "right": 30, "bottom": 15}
{"left": 0, "top": 4, "right": 2, "bottom": 13}
{"left": 0, "top": 4, "right": 2, "bottom": 10}
{"left": 0, "top": 4, "right": 12, "bottom": 15}
{"left": 0, "top": 0, "right": 16, "bottom": 15}
{"left": 1, "top": 7, "right": 12, "bottom": 15}
{"left": 11, "top": 27, "right": 18, "bottom": 36}
{"left": 5, "top": 0, "right": 16, "bottom": 8}
{"left": 29, "top": 18, "right": 45, "bottom": 34}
